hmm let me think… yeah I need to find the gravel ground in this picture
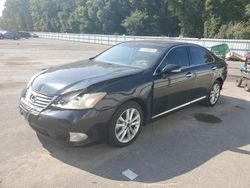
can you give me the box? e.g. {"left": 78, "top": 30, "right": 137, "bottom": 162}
{"left": 0, "top": 38, "right": 249, "bottom": 188}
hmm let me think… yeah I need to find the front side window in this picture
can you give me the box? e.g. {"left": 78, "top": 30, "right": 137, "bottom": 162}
{"left": 158, "top": 46, "right": 189, "bottom": 71}
{"left": 189, "top": 46, "right": 214, "bottom": 66}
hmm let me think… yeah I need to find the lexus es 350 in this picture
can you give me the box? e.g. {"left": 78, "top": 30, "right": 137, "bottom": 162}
{"left": 19, "top": 41, "right": 227, "bottom": 147}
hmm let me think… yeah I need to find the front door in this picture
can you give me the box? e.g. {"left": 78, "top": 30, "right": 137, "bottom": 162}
{"left": 152, "top": 46, "right": 195, "bottom": 117}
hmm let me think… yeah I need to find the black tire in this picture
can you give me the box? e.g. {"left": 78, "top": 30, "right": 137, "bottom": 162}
{"left": 203, "top": 80, "right": 221, "bottom": 107}
{"left": 244, "top": 82, "right": 250, "bottom": 92}
{"left": 108, "top": 101, "right": 143, "bottom": 147}
{"left": 235, "top": 78, "right": 242, "bottom": 87}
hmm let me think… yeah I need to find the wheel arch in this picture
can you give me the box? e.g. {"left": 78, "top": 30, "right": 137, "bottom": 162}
{"left": 115, "top": 98, "right": 150, "bottom": 126}
{"left": 215, "top": 77, "right": 224, "bottom": 89}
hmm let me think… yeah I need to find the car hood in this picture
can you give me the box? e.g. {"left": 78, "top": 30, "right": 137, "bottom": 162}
{"left": 31, "top": 60, "right": 143, "bottom": 96}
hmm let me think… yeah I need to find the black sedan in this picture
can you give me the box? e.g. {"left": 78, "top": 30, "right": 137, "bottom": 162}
{"left": 19, "top": 41, "right": 227, "bottom": 147}
{"left": 18, "top": 31, "right": 31, "bottom": 39}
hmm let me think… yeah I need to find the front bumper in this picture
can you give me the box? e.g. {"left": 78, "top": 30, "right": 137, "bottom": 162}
{"left": 19, "top": 98, "right": 115, "bottom": 145}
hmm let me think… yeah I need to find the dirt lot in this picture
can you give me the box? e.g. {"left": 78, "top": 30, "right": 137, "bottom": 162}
{"left": 0, "top": 38, "right": 250, "bottom": 188}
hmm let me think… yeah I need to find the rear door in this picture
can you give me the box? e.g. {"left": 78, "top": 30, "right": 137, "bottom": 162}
{"left": 188, "top": 46, "right": 216, "bottom": 100}
{"left": 152, "top": 46, "right": 195, "bottom": 116}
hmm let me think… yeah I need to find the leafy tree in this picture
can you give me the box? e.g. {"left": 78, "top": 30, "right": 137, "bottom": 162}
{"left": 168, "top": 0, "right": 205, "bottom": 38}
{"left": 204, "top": 0, "right": 249, "bottom": 38}
{"left": 2, "top": 0, "right": 32, "bottom": 31}
{"left": 81, "top": 0, "right": 130, "bottom": 34}
{"left": 245, "top": 3, "right": 250, "bottom": 19}
{"left": 0, "top": 0, "right": 249, "bottom": 39}
{"left": 122, "top": 10, "right": 148, "bottom": 35}
{"left": 214, "top": 22, "right": 250, "bottom": 39}
{"left": 29, "top": 0, "right": 63, "bottom": 32}
{"left": 123, "top": 0, "right": 179, "bottom": 36}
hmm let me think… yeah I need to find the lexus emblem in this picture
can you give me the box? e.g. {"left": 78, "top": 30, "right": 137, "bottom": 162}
{"left": 30, "top": 94, "right": 36, "bottom": 103}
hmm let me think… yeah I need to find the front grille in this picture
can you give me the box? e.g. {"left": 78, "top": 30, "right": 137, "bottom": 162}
{"left": 23, "top": 87, "right": 53, "bottom": 112}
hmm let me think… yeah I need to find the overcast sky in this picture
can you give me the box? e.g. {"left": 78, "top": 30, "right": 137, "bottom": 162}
{"left": 0, "top": 0, "right": 6, "bottom": 16}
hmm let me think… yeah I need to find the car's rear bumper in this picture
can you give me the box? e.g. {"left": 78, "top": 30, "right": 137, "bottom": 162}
{"left": 19, "top": 103, "right": 115, "bottom": 146}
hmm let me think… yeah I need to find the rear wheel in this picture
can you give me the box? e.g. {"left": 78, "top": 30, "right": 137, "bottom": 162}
{"left": 204, "top": 81, "right": 221, "bottom": 106}
{"left": 244, "top": 82, "right": 250, "bottom": 92}
{"left": 108, "top": 101, "right": 143, "bottom": 147}
{"left": 235, "top": 78, "right": 242, "bottom": 87}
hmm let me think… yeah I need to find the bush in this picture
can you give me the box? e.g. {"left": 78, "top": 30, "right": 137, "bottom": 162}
{"left": 215, "top": 22, "right": 250, "bottom": 39}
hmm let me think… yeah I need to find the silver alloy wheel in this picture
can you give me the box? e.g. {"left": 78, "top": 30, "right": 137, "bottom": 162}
{"left": 115, "top": 108, "right": 141, "bottom": 143}
{"left": 210, "top": 83, "right": 220, "bottom": 105}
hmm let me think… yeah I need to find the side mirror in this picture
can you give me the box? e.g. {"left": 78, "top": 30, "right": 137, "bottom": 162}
{"left": 161, "top": 64, "right": 181, "bottom": 73}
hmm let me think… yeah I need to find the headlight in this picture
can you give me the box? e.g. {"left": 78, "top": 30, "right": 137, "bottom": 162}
{"left": 52, "top": 91, "right": 106, "bottom": 110}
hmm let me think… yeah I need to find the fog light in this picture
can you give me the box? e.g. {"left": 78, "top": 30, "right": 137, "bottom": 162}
{"left": 69, "top": 132, "right": 88, "bottom": 142}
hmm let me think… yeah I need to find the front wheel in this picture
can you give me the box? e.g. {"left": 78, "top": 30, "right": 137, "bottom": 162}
{"left": 204, "top": 81, "right": 221, "bottom": 106}
{"left": 108, "top": 101, "right": 143, "bottom": 147}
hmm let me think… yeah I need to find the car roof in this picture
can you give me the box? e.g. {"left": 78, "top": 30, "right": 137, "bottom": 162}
{"left": 121, "top": 40, "right": 199, "bottom": 48}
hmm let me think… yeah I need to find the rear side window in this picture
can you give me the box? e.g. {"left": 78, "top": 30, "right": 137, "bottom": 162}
{"left": 189, "top": 46, "right": 214, "bottom": 65}
{"left": 159, "top": 46, "right": 189, "bottom": 71}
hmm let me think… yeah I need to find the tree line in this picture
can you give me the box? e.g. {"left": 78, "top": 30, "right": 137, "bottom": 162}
{"left": 0, "top": 0, "right": 250, "bottom": 39}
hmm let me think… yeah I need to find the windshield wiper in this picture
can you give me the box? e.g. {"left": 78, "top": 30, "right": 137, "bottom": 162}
{"left": 89, "top": 56, "right": 96, "bottom": 60}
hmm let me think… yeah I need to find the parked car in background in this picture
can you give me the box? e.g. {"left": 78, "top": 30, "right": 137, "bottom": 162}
{"left": 18, "top": 31, "right": 31, "bottom": 39}
{"left": 30, "top": 33, "right": 39, "bottom": 38}
{"left": 2, "top": 31, "right": 20, "bottom": 40}
{"left": 19, "top": 41, "right": 227, "bottom": 147}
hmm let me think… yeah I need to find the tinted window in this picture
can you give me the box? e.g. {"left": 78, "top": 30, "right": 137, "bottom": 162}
{"left": 159, "top": 46, "right": 189, "bottom": 71}
{"left": 95, "top": 43, "right": 167, "bottom": 69}
{"left": 189, "top": 46, "right": 214, "bottom": 65}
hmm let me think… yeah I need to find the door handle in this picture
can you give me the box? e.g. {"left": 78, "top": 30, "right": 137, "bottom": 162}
{"left": 211, "top": 66, "right": 217, "bottom": 71}
{"left": 186, "top": 72, "right": 193, "bottom": 78}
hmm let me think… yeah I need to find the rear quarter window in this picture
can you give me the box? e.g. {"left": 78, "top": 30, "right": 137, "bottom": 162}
{"left": 189, "top": 46, "right": 214, "bottom": 66}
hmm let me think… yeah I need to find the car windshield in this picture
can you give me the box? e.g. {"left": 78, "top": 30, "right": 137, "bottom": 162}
{"left": 94, "top": 43, "right": 167, "bottom": 69}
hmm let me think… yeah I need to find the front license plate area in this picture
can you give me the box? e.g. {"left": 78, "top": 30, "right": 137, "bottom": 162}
{"left": 20, "top": 99, "right": 39, "bottom": 120}
{"left": 19, "top": 105, "right": 30, "bottom": 120}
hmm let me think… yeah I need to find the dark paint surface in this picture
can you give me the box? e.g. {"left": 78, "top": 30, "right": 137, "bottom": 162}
{"left": 20, "top": 41, "right": 228, "bottom": 143}
{"left": 153, "top": 66, "right": 195, "bottom": 115}
{"left": 31, "top": 60, "right": 143, "bottom": 96}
